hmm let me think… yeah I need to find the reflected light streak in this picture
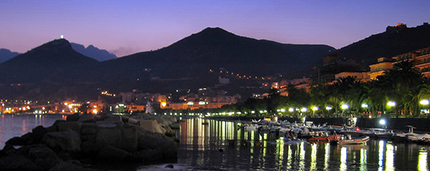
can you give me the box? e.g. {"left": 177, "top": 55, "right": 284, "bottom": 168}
{"left": 310, "top": 143, "right": 317, "bottom": 170}
{"left": 378, "top": 140, "right": 385, "bottom": 171}
{"left": 340, "top": 147, "right": 347, "bottom": 171}
{"left": 300, "top": 142, "right": 305, "bottom": 168}
{"left": 418, "top": 149, "right": 428, "bottom": 171}
{"left": 277, "top": 139, "right": 284, "bottom": 167}
{"left": 385, "top": 143, "right": 394, "bottom": 171}
{"left": 286, "top": 145, "right": 292, "bottom": 170}
{"left": 227, "top": 122, "right": 234, "bottom": 140}
{"left": 22, "top": 120, "right": 26, "bottom": 131}
{"left": 360, "top": 147, "right": 368, "bottom": 170}
{"left": 325, "top": 143, "right": 330, "bottom": 170}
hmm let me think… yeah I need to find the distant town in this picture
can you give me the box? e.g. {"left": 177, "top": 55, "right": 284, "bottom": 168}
{"left": 2, "top": 42, "right": 430, "bottom": 117}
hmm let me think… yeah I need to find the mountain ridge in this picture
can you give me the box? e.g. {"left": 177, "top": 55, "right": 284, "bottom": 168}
{"left": 332, "top": 23, "right": 430, "bottom": 65}
{"left": 71, "top": 42, "right": 117, "bottom": 61}
{"left": 0, "top": 48, "right": 20, "bottom": 63}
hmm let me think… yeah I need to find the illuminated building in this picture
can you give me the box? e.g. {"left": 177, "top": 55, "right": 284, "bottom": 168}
{"left": 369, "top": 57, "right": 394, "bottom": 80}
{"left": 369, "top": 46, "right": 430, "bottom": 79}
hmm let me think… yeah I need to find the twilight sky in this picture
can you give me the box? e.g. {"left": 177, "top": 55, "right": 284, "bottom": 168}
{"left": 1, "top": 0, "right": 429, "bottom": 57}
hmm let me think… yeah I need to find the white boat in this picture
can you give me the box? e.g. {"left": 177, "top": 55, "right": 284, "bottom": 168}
{"left": 336, "top": 136, "right": 370, "bottom": 145}
{"left": 359, "top": 128, "right": 394, "bottom": 139}
{"left": 242, "top": 123, "right": 259, "bottom": 131}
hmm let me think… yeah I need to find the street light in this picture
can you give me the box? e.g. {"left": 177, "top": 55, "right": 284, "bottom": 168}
{"left": 312, "top": 106, "right": 319, "bottom": 117}
{"left": 341, "top": 104, "right": 349, "bottom": 110}
{"left": 420, "top": 99, "right": 429, "bottom": 114}
{"left": 379, "top": 119, "right": 386, "bottom": 128}
{"left": 362, "top": 103, "right": 369, "bottom": 117}
{"left": 387, "top": 101, "right": 396, "bottom": 116}
{"left": 420, "top": 99, "right": 429, "bottom": 105}
{"left": 301, "top": 107, "right": 307, "bottom": 112}
{"left": 387, "top": 101, "right": 396, "bottom": 107}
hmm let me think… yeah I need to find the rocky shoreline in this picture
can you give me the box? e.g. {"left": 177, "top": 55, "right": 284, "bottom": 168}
{"left": 0, "top": 113, "right": 179, "bottom": 171}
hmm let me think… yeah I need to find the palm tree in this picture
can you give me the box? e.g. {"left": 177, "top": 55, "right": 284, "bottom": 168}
{"left": 377, "top": 60, "right": 423, "bottom": 116}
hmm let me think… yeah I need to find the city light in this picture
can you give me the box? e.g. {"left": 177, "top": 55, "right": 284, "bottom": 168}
{"left": 387, "top": 101, "right": 396, "bottom": 107}
{"left": 379, "top": 119, "right": 386, "bottom": 126}
{"left": 361, "top": 103, "right": 369, "bottom": 108}
{"left": 326, "top": 106, "right": 332, "bottom": 110}
{"left": 420, "top": 99, "right": 429, "bottom": 105}
{"left": 341, "top": 104, "right": 349, "bottom": 110}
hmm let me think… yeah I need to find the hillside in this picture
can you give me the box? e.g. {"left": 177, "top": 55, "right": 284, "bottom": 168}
{"left": 0, "top": 39, "right": 98, "bottom": 83}
{"left": 0, "top": 28, "right": 335, "bottom": 101}
{"left": 101, "top": 27, "right": 335, "bottom": 80}
{"left": 332, "top": 23, "right": 430, "bottom": 65}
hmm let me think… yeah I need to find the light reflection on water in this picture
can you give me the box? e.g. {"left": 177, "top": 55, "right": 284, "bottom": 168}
{"left": 171, "top": 118, "right": 430, "bottom": 171}
{"left": 0, "top": 114, "right": 66, "bottom": 149}
{"left": 1, "top": 115, "right": 430, "bottom": 170}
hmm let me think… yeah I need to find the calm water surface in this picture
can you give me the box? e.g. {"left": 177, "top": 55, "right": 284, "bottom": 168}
{"left": 1, "top": 115, "right": 430, "bottom": 170}
{"left": 141, "top": 118, "right": 430, "bottom": 171}
{"left": 0, "top": 114, "right": 66, "bottom": 148}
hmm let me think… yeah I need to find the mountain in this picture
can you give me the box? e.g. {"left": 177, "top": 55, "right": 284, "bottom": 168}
{"left": 71, "top": 43, "right": 117, "bottom": 61}
{"left": 0, "top": 27, "right": 335, "bottom": 101}
{"left": 0, "top": 48, "right": 20, "bottom": 63}
{"left": 0, "top": 39, "right": 98, "bottom": 83}
{"left": 101, "top": 27, "right": 335, "bottom": 80}
{"left": 332, "top": 23, "right": 430, "bottom": 65}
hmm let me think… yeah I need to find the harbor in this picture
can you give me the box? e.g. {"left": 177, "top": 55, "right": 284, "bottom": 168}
{"left": 2, "top": 114, "right": 430, "bottom": 170}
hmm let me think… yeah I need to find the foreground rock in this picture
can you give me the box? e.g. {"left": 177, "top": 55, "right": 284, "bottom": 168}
{"left": 0, "top": 113, "right": 179, "bottom": 171}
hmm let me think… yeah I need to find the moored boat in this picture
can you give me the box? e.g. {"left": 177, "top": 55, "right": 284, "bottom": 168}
{"left": 307, "top": 134, "right": 341, "bottom": 143}
{"left": 336, "top": 136, "right": 370, "bottom": 145}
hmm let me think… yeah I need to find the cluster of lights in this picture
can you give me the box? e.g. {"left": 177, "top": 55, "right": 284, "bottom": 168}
{"left": 101, "top": 91, "right": 116, "bottom": 97}
{"left": 217, "top": 69, "right": 270, "bottom": 80}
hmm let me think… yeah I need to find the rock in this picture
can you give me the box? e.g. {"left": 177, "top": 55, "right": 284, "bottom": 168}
{"left": 163, "top": 125, "right": 176, "bottom": 136}
{"left": 78, "top": 114, "right": 98, "bottom": 122}
{"left": 49, "top": 160, "right": 90, "bottom": 171}
{"left": 170, "top": 123, "right": 180, "bottom": 129}
{"left": 140, "top": 119, "right": 164, "bottom": 133}
{"left": 97, "top": 145, "right": 130, "bottom": 161}
{"left": 0, "top": 155, "right": 43, "bottom": 171}
{"left": 96, "top": 124, "right": 138, "bottom": 151}
{"left": 28, "top": 145, "right": 62, "bottom": 170}
{"left": 42, "top": 129, "right": 81, "bottom": 153}
{"left": 5, "top": 134, "right": 33, "bottom": 146}
{"left": 137, "top": 129, "right": 177, "bottom": 159}
{"left": 121, "top": 115, "right": 139, "bottom": 124}
{"left": 81, "top": 139, "right": 103, "bottom": 155}
{"left": 46, "top": 120, "right": 66, "bottom": 132}
{"left": 80, "top": 123, "right": 97, "bottom": 141}
{"left": 58, "top": 121, "right": 82, "bottom": 134}
{"left": 66, "top": 113, "right": 80, "bottom": 121}
{"left": 102, "top": 115, "right": 122, "bottom": 124}
{"left": 120, "top": 124, "right": 138, "bottom": 151}
{"left": 32, "top": 125, "right": 48, "bottom": 143}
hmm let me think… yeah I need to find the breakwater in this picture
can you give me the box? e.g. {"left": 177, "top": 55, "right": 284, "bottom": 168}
{"left": 0, "top": 113, "right": 179, "bottom": 171}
